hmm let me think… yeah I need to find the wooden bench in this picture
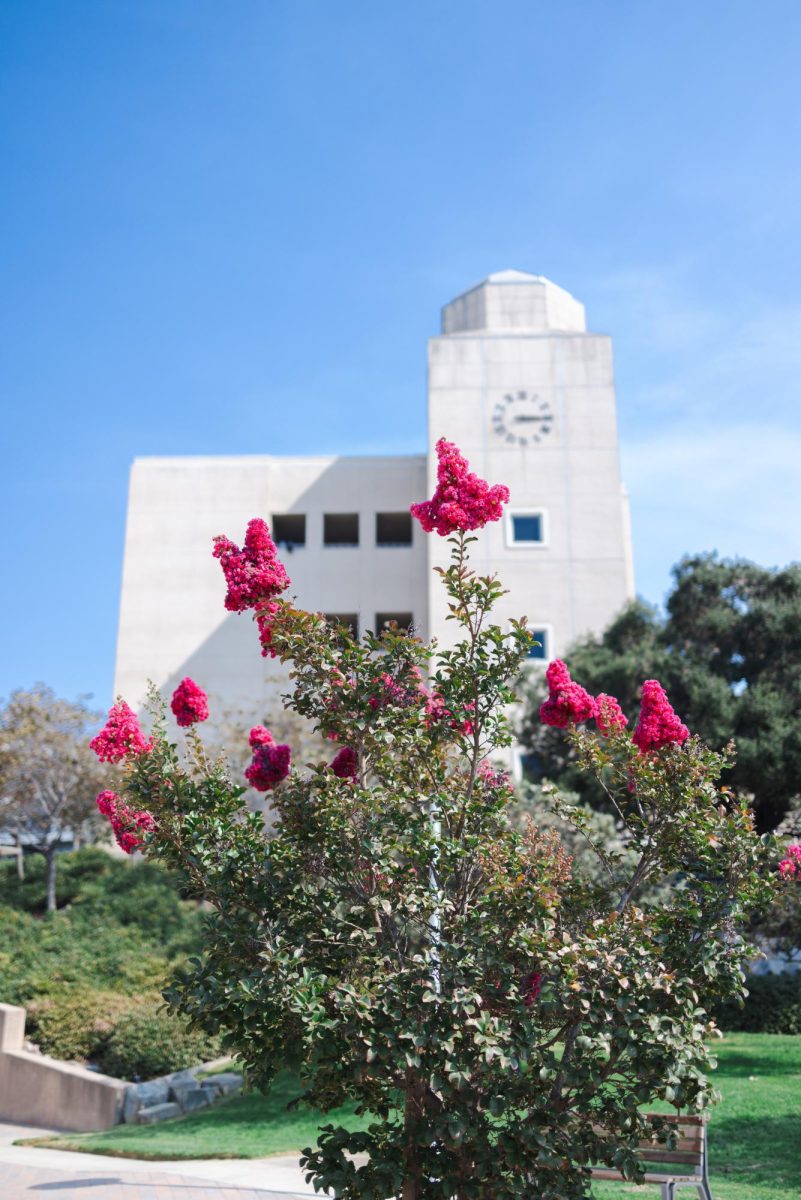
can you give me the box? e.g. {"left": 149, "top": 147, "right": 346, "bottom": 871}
{"left": 590, "top": 1113, "right": 712, "bottom": 1199}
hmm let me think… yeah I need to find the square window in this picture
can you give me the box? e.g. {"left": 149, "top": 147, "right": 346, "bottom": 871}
{"left": 324, "top": 513, "right": 359, "bottom": 546}
{"left": 272, "top": 513, "right": 306, "bottom": 549}
{"left": 518, "top": 751, "right": 543, "bottom": 782}
{"left": 325, "top": 613, "right": 359, "bottom": 638}
{"left": 375, "top": 612, "right": 413, "bottom": 633}
{"left": 376, "top": 512, "right": 413, "bottom": 546}
{"left": 511, "top": 513, "right": 543, "bottom": 544}
{"left": 527, "top": 629, "right": 548, "bottom": 659}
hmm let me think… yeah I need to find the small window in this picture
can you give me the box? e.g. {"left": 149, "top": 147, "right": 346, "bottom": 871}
{"left": 375, "top": 612, "right": 413, "bottom": 633}
{"left": 527, "top": 628, "right": 548, "bottom": 660}
{"left": 376, "top": 512, "right": 413, "bottom": 547}
{"left": 273, "top": 513, "right": 306, "bottom": 549}
{"left": 518, "top": 751, "right": 543, "bottom": 782}
{"left": 325, "top": 613, "right": 359, "bottom": 638}
{"left": 508, "top": 511, "right": 545, "bottom": 545}
{"left": 324, "top": 513, "right": 359, "bottom": 546}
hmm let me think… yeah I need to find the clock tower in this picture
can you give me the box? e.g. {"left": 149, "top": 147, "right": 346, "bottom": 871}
{"left": 425, "top": 270, "right": 634, "bottom": 662}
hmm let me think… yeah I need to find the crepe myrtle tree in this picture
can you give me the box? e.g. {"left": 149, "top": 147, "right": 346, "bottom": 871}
{"left": 91, "top": 440, "right": 773, "bottom": 1200}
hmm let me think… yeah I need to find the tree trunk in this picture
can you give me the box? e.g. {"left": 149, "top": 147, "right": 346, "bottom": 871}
{"left": 16, "top": 836, "right": 24, "bottom": 880}
{"left": 401, "top": 1072, "right": 424, "bottom": 1200}
{"left": 45, "top": 847, "right": 58, "bottom": 912}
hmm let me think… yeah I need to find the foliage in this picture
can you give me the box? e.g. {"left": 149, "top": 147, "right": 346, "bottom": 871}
{"left": 715, "top": 971, "right": 801, "bottom": 1035}
{"left": 109, "top": 523, "right": 774, "bottom": 1200}
{"left": 27, "top": 1035, "right": 801, "bottom": 1200}
{"left": 0, "top": 849, "right": 210, "bottom": 1079}
{"left": 97, "top": 1002, "right": 221, "bottom": 1080}
{"left": 519, "top": 554, "right": 801, "bottom": 832}
{"left": 0, "top": 687, "right": 112, "bottom": 909}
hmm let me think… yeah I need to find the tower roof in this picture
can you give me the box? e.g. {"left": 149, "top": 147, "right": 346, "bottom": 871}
{"left": 441, "top": 271, "right": 586, "bottom": 335}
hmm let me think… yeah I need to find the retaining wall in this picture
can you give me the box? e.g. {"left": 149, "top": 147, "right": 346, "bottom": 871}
{"left": 0, "top": 1003, "right": 127, "bottom": 1131}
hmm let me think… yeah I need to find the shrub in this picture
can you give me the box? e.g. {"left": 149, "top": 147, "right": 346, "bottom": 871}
{"left": 717, "top": 972, "right": 801, "bottom": 1035}
{"left": 96, "top": 1003, "right": 221, "bottom": 1080}
{"left": 25, "top": 987, "right": 152, "bottom": 1063}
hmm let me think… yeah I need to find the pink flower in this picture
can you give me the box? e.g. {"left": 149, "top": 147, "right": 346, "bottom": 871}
{"left": 170, "top": 677, "right": 209, "bottom": 727}
{"left": 411, "top": 439, "right": 510, "bottom": 536}
{"left": 89, "top": 701, "right": 152, "bottom": 763}
{"left": 539, "top": 660, "right": 598, "bottom": 728}
{"left": 595, "top": 693, "right": 628, "bottom": 736}
{"left": 478, "top": 760, "right": 511, "bottom": 790}
{"left": 778, "top": 844, "right": 801, "bottom": 878}
{"left": 329, "top": 745, "right": 358, "bottom": 781}
{"left": 94, "top": 790, "right": 155, "bottom": 854}
{"left": 632, "top": 680, "right": 689, "bottom": 753}
{"left": 256, "top": 601, "right": 282, "bottom": 658}
{"left": 95, "top": 790, "right": 119, "bottom": 817}
{"left": 244, "top": 733, "right": 291, "bottom": 791}
{"left": 249, "top": 724, "right": 274, "bottom": 749}
{"left": 523, "top": 970, "right": 543, "bottom": 1007}
{"left": 212, "top": 519, "right": 289, "bottom": 613}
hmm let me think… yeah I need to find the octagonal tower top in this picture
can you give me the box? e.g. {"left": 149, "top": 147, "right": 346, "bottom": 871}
{"left": 441, "top": 270, "right": 586, "bottom": 335}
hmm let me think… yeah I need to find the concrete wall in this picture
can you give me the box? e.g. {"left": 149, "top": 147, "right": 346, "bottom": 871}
{"left": 114, "top": 453, "right": 428, "bottom": 717}
{"left": 0, "top": 1003, "right": 127, "bottom": 1131}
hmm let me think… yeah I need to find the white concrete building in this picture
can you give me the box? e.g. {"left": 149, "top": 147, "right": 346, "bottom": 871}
{"left": 114, "top": 271, "right": 634, "bottom": 724}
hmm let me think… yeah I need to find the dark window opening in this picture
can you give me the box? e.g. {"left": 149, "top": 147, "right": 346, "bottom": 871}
{"left": 272, "top": 513, "right": 306, "bottom": 550}
{"left": 527, "top": 629, "right": 548, "bottom": 659}
{"left": 324, "top": 513, "right": 359, "bottom": 546}
{"left": 519, "top": 752, "right": 543, "bottom": 782}
{"left": 376, "top": 512, "right": 413, "bottom": 546}
{"left": 511, "top": 513, "right": 543, "bottom": 543}
{"left": 325, "top": 613, "right": 359, "bottom": 638}
{"left": 376, "top": 612, "right": 413, "bottom": 633}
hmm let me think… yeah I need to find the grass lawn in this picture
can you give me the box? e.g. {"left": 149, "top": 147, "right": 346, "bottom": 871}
{"left": 23, "top": 1034, "right": 801, "bottom": 1199}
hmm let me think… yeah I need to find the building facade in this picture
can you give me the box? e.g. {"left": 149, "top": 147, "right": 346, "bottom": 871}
{"left": 114, "top": 270, "right": 634, "bottom": 725}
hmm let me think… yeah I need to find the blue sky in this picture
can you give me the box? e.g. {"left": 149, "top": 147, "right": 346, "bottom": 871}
{"left": 1, "top": 0, "right": 800, "bottom": 708}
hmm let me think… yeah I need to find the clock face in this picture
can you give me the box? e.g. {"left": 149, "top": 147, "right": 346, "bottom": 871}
{"left": 492, "top": 390, "right": 554, "bottom": 446}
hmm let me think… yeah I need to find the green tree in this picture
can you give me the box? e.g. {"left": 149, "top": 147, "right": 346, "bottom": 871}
{"left": 520, "top": 554, "right": 801, "bottom": 831}
{"left": 0, "top": 687, "right": 109, "bottom": 910}
{"left": 101, "top": 522, "right": 772, "bottom": 1199}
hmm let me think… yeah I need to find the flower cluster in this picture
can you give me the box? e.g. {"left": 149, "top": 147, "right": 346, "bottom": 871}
{"left": 329, "top": 745, "right": 357, "bottom": 781}
{"left": 410, "top": 438, "right": 510, "bottom": 536}
{"left": 212, "top": 518, "right": 290, "bottom": 613}
{"left": 422, "top": 691, "right": 475, "bottom": 737}
{"left": 256, "top": 602, "right": 282, "bottom": 658}
{"left": 632, "top": 680, "right": 689, "bottom": 753}
{"left": 244, "top": 725, "right": 291, "bottom": 792}
{"left": 522, "top": 970, "right": 543, "bottom": 1007}
{"left": 170, "top": 677, "right": 209, "bottom": 727}
{"left": 368, "top": 671, "right": 420, "bottom": 711}
{"left": 477, "top": 759, "right": 512, "bottom": 791}
{"left": 89, "top": 701, "right": 152, "bottom": 763}
{"left": 95, "top": 790, "right": 155, "bottom": 855}
{"left": 539, "top": 660, "right": 598, "bottom": 728}
{"left": 595, "top": 693, "right": 628, "bottom": 736}
{"left": 778, "top": 844, "right": 801, "bottom": 879}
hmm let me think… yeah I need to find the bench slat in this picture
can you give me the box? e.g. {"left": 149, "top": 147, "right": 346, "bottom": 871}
{"left": 590, "top": 1168, "right": 702, "bottom": 1183}
{"left": 637, "top": 1149, "right": 703, "bottom": 1164}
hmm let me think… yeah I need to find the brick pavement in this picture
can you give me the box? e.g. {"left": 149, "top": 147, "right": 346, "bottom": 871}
{"left": 0, "top": 1161, "right": 307, "bottom": 1200}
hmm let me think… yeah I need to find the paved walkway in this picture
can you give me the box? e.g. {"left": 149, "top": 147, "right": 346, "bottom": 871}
{"left": 0, "top": 1125, "right": 315, "bottom": 1200}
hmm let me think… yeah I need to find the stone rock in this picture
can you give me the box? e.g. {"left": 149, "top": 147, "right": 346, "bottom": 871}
{"left": 132, "top": 1080, "right": 170, "bottom": 1108}
{"left": 180, "top": 1088, "right": 211, "bottom": 1112}
{"left": 168, "top": 1080, "right": 200, "bottom": 1106}
{"left": 136, "top": 1101, "right": 181, "bottom": 1124}
{"left": 122, "top": 1087, "right": 142, "bottom": 1123}
{"left": 204, "top": 1072, "right": 243, "bottom": 1094}
{"left": 166, "top": 1067, "right": 195, "bottom": 1084}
